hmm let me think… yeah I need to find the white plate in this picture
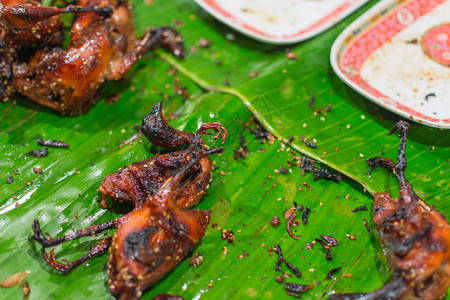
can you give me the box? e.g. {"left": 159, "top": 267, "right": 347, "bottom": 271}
{"left": 193, "top": 0, "right": 370, "bottom": 44}
{"left": 331, "top": 0, "right": 450, "bottom": 128}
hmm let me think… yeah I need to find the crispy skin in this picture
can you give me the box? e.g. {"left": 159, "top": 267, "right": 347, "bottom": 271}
{"left": 32, "top": 103, "right": 226, "bottom": 299}
{"left": 104, "top": 153, "right": 215, "bottom": 300}
{"left": 330, "top": 121, "right": 450, "bottom": 300}
{"left": 99, "top": 151, "right": 214, "bottom": 209}
{"left": 107, "top": 183, "right": 211, "bottom": 299}
{"left": 2, "top": 0, "right": 184, "bottom": 114}
{"left": 99, "top": 102, "right": 225, "bottom": 209}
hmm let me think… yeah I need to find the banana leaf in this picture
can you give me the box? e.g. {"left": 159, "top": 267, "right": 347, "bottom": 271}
{"left": 0, "top": 0, "right": 448, "bottom": 299}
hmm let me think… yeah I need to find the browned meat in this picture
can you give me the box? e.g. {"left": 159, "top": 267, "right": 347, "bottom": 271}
{"left": 0, "top": 0, "right": 112, "bottom": 98}
{"left": 1, "top": 0, "right": 184, "bottom": 114}
{"left": 99, "top": 102, "right": 226, "bottom": 209}
{"left": 107, "top": 156, "right": 212, "bottom": 300}
{"left": 330, "top": 121, "right": 450, "bottom": 300}
{"left": 32, "top": 102, "right": 226, "bottom": 299}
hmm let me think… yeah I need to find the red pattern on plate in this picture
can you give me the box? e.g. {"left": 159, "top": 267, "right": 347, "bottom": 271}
{"left": 203, "top": 0, "right": 358, "bottom": 39}
{"left": 422, "top": 23, "right": 450, "bottom": 66}
{"left": 339, "top": 0, "right": 447, "bottom": 123}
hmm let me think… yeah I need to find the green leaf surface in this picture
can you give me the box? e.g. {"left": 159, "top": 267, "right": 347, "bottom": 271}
{"left": 0, "top": 0, "right": 448, "bottom": 299}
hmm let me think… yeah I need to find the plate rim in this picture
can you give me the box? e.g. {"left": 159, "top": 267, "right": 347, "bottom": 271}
{"left": 330, "top": 0, "right": 450, "bottom": 129}
{"left": 193, "top": 0, "right": 370, "bottom": 44}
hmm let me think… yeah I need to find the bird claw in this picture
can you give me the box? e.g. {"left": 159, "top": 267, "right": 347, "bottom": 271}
{"left": 32, "top": 219, "right": 55, "bottom": 248}
{"left": 42, "top": 248, "right": 74, "bottom": 274}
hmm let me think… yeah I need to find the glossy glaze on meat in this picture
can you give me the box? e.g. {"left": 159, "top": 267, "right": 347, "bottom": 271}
{"left": 1, "top": 0, "right": 184, "bottom": 114}
{"left": 330, "top": 121, "right": 450, "bottom": 300}
{"left": 99, "top": 102, "right": 225, "bottom": 210}
{"left": 107, "top": 156, "right": 213, "bottom": 300}
{"left": 32, "top": 102, "right": 226, "bottom": 299}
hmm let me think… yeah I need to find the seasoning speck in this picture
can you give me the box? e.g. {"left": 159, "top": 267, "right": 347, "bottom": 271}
{"left": 27, "top": 148, "right": 48, "bottom": 158}
{"left": 23, "top": 282, "right": 30, "bottom": 298}
{"left": 33, "top": 167, "right": 43, "bottom": 174}
{"left": 271, "top": 216, "right": 281, "bottom": 227}
{"left": 189, "top": 253, "right": 203, "bottom": 267}
{"left": 37, "top": 138, "right": 69, "bottom": 148}
{"left": 221, "top": 229, "right": 235, "bottom": 245}
{"left": 326, "top": 267, "right": 341, "bottom": 279}
{"left": 352, "top": 206, "right": 367, "bottom": 212}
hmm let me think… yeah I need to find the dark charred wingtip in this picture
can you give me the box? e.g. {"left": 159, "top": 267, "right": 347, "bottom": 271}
{"left": 388, "top": 120, "right": 409, "bottom": 137}
{"left": 151, "top": 101, "right": 163, "bottom": 115}
{"left": 97, "top": 6, "right": 113, "bottom": 19}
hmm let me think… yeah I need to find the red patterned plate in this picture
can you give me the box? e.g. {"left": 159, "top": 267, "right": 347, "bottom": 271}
{"left": 331, "top": 0, "right": 450, "bottom": 128}
{"left": 193, "top": 0, "right": 370, "bottom": 44}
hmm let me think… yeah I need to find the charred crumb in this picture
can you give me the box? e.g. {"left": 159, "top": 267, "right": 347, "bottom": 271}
{"left": 367, "top": 157, "right": 395, "bottom": 171}
{"left": 305, "top": 242, "right": 314, "bottom": 250}
{"left": 425, "top": 93, "right": 436, "bottom": 101}
{"left": 271, "top": 216, "right": 281, "bottom": 227}
{"left": 326, "top": 267, "right": 341, "bottom": 279}
{"left": 237, "top": 251, "right": 249, "bottom": 259}
{"left": 313, "top": 168, "right": 341, "bottom": 183}
{"left": 287, "top": 213, "right": 299, "bottom": 240}
{"left": 174, "top": 78, "right": 189, "bottom": 100}
{"left": 299, "top": 137, "right": 317, "bottom": 149}
{"left": 287, "top": 136, "right": 295, "bottom": 147}
{"left": 274, "top": 245, "right": 284, "bottom": 271}
{"left": 189, "top": 253, "right": 203, "bottom": 267}
{"left": 273, "top": 245, "right": 302, "bottom": 278}
{"left": 283, "top": 258, "right": 302, "bottom": 278}
{"left": 249, "top": 119, "right": 273, "bottom": 144}
{"left": 346, "top": 234, "right": 356, "bottom": 241}
{"left": 286, "top": 49, "right": 298, "bottom": 60}
{"left": 23, "top": 282, "right": 30, "bottom": 299}
{"left": 300, "top": 156, "right": 314, "bottom": 176}
{"left": 27, "top": 148, "right": 48, "bottom": 158}
{"left": 234, "top": 135, "right": 249, "bottom": 160}
{"left": 6, "top": 176, "right": 14, "bottom": 184}
{"left": 302, "top": 207, "right": 311, "bottom": 225}
{"left": 33, "top": 167, "right": 43, "bottom": 174}
{"left": 304, "top": 140, "right": 317, "bottom": 149}
{"left": 285, "top": 282, "right": 314, "bottom": 294}
{"left": 363, "top": 217, "right": 371, "bottom": 233}
{"left": 406, "top": 38, "right": 418, "bottom": 44}
{"left": 275, "top": 275, "right": 285, "bottom": 283}
{"left": 352, "top": 206, "right": 367, "bottom": 212}
{"left": 284, "top": 207, "right": 296, "bottom": 219}
{"left": 294, "top": 202, "right": 304, "bottom": 212}
{"left": 286, "top": 291, "right": 302, "bottom": 298}
{"left": 221, "top": 229, "right": 235, "bottom": 245}
{"left": 315, "top": 238, "right": 333, "bottom": 261}
{"left": 308, "top": 93, "right": 315, "bottom": 109}
{"left": 196, "top": 37, "right": 211, "bottom": 48}
{"left": 280, "top": 167, "right": 289, "bottom": 174}
{"left": 37, "top": 138, "right": 69, "bottom": 148}
{"left": 320, "top": 235, "right": 338, "bottom": 246}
